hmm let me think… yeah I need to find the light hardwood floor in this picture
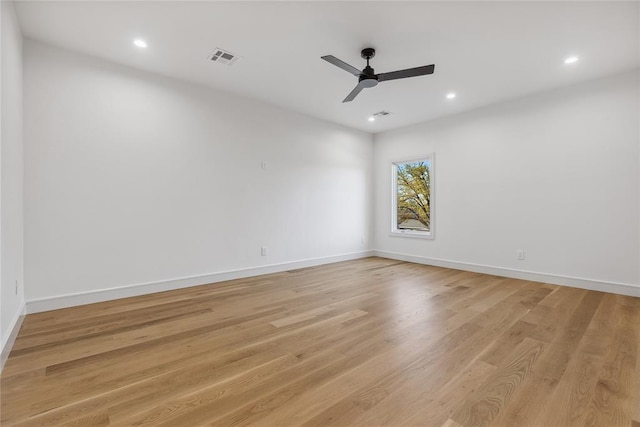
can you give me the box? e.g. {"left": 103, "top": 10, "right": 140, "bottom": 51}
{"left": 2, "top": 257, "right": 639, "bottom": 426}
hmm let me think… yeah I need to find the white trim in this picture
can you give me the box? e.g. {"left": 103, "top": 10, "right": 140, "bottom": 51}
{"left": 1, "top": 301, "right": 26, "bottom": 372}
{"left": 374, "top": 250, "right": 640, "bottom": 298}
{"left": 26, "top": 251, "right": 375, "bottom": 314}
{"left": 390, "top": 230, "right": 434, "bottom": 239}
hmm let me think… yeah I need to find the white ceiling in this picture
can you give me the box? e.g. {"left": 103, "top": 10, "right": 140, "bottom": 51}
{"left": 15, "top": 1, "right": 640, "bottom": 133}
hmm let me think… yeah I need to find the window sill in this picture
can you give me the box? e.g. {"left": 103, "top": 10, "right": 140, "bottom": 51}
{"left": 390, "top": 230, "right": 434, "bottom": 240}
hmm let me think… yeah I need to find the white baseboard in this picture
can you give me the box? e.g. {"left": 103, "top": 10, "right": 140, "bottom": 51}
{"left": 26, "top": 250, "right": 375, "bottom": 314}
{"left": 374, "top": 250, "right": 640, "bottom": 298}
{"left": 23, "top": 248, "right": 639, "bottom": 316}
{"left": 1, "top": 301, "right": 26, "bottom": 372}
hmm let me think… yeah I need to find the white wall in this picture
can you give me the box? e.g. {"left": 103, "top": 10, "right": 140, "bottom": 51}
{"left": 1, "top": 0, "right": 26, "bottom": 355}
{"left": 24, "top": 41, "right": 373, "bottom": 305}
{"left": 20, "top": 39, "right": 640, "bottom": 312}
{"left": 374, "top": 71, "right": 639, "bottom": 293}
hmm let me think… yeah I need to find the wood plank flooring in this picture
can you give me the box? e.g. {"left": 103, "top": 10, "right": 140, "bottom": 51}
{"left": 1, "top": 257, "right": 639, "bottom": 426}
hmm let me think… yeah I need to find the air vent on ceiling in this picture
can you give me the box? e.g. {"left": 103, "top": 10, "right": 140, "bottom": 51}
{"left": 373, "top": 110, "right": 392, "bottom": 117}
{"left": 209, "top": 48, "right": 239, "bottom": 66}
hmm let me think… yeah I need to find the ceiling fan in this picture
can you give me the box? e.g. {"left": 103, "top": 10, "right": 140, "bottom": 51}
{"left": 321, "top": 48, "right": 435, "bottom": 103}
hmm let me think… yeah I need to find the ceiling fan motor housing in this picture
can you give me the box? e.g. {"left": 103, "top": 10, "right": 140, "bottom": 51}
{"left": 359, "top": 73, "right": 379, "bottom": 87}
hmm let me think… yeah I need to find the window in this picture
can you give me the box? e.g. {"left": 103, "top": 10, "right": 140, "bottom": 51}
{"left": 391, "top": 155, "right": 434, "bottom": 238}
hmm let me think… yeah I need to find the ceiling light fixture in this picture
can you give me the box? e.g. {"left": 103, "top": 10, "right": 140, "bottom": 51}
{"left": 564, "top": 56, "right": 579, "bottom": 64}
{"left": 133, "top": 39, "right": 148, "bottom": 48}
{"left": 446, "top": 92, "right": 456, "bottom": 99}
{"left": 368, "top": 116, "right": 375, "bottom": 122}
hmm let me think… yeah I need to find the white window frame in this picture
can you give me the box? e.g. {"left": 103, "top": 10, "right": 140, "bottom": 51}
{"left": 391, "top": 154, "right": 435, "bottom": 239}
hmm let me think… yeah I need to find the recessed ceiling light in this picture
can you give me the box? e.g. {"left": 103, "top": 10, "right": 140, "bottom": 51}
{"left": 133, "top": 39, "right": 148, "bottom": 48}
{"left": 564, "top": 56, "right": 579, "bottom": 64}
{"left": 368, "top": 116, "right": 375, "bottom": 122}
{"left": 446, "top": 92, "right": 456, "bottom": 100}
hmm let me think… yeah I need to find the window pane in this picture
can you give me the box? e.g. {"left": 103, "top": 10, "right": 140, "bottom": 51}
{"left": 396, "top": 160, "right": 430, "bottom": 232}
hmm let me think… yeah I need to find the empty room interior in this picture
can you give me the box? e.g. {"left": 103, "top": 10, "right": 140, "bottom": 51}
{"left": 1, "top": 1, "right": 639, "bottom": 426}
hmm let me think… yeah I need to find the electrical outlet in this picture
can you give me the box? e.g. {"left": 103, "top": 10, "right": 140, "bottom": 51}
{"left": 516, "top": 249, "right": 525, "bottom": 260}
{"left": 261, "top": 160, "right": 267, "bottom": 170}
{"left": 261, "top": 247, "right": 267, "bottom": 256}
{"left": 15, "top": 279, "right": 18, "bottom": 295}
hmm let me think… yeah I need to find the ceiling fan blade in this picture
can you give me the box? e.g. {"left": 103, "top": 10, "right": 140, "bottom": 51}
{"left": 321, "top": 55, "right": 362, "bottom": 76}
{"left": 342, "top": 82, "right": 366, "bottom": 103}
{"left": 377, "top": 64, "right": 435, "bottom": 82}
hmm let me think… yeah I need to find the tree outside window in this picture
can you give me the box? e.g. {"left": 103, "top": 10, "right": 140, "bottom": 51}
{"left": 391, "top": 155, "right": 434, "bottom": 238}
